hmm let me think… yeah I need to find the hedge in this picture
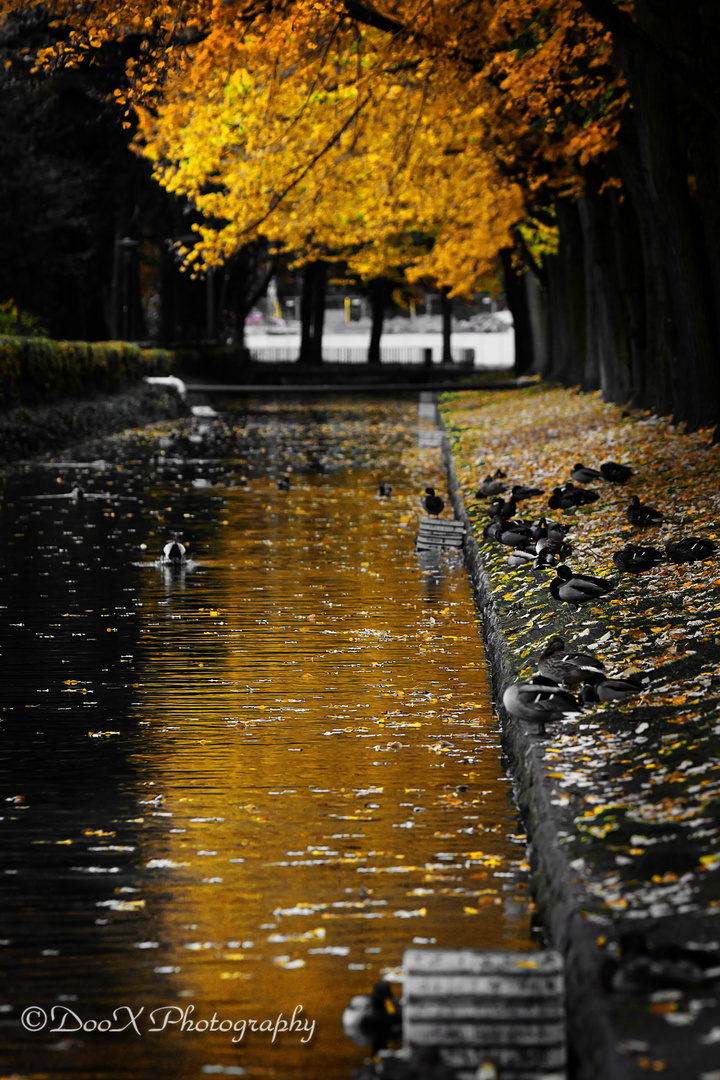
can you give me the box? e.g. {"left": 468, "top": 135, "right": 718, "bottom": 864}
{"left": 0, "top": 336, "right": 172, "bottom": 408}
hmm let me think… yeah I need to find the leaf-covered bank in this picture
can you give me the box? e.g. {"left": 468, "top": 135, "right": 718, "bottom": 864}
{"left": 439, "top": 385, "right": 720, "bottom": 1080}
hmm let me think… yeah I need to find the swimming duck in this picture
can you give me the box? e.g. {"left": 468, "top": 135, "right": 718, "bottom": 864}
{"left": 549, "top": 564, "right": 616, "bottom": 607}
{"left": 161, "top": 534, "right": 187, "bottom": 564}
{"left": 276, "top": 476, "right": 291, "bottom": 491}
{"left": 612, "top": 543, "right": 666, "bottom": 574}
{"left": 502, "top": 680, "right": 581, "bottom": 736}
{"left": 602, "top": 931, "right": 720, "bottom": 994}
{"left": 475, "top": 474, "right": 507, "bottom": 497}
{"left": 511, "top": 484, "right": 545, "bottom": 501}
{"left": 579, "top": 673, "right": 647, "bottom": 703}
{"left": 378, "top": 481, "right": 393, "bottom": 497}
{"left": 547, "top": 484, "right": 600, "bottom": 510}
{"left": 626, "top": 495, "right": 663, "bottom": 527}
{"left": 342, "top": 980, "right": 402, "bottom": 1052}
{"left": 537, "top": 636, "right": 606, "bottom": 687}
{"left": 665, "top": 536, "right": 717, "bottom": 563}
{"left": 600, "top": 461, "right": 633, "bottom": 483}
{"left": 570, "top": 463, "right": 604, "bottom": 484}
{"left": 421, "top": 487, "right": 445, "bottom": 517}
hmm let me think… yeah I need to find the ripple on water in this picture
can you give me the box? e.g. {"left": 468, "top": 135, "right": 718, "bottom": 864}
{"left": 0, "top": 396, "right": 533, "bottom": 1079}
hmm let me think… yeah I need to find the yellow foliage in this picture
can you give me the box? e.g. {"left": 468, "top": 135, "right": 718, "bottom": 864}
{"left": 2, "top": 0, "right": 629, "bottom": 292}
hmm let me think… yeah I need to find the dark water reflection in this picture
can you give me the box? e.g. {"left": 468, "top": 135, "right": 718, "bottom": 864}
{"left": 0, "top": 396, "right": 533, "bottom": 1079}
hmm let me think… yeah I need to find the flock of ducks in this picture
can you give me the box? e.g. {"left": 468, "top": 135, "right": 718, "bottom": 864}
{"left": 468, "top": 461, "right": 717, "bottom": 735}
{"left": 414, "top": 462, "right": 717, "bottom": 734}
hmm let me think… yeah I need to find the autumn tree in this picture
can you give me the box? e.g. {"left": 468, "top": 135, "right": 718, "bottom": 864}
{"left": 4, "top": 0, "right": 720, "bottom": 429}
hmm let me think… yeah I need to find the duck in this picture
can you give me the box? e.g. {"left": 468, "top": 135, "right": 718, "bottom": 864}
{"left": 537, "top": 635, "right": 606, "bottom": 687}
{"left": 602, "top": 931, "right": 720, "bottom": 994}
{"left": 534, "top": 547, "right": 559, "bottom": 568}
{"left": 276, "top": 476, "right": 291, "bottom": 491}
{"left": 549, "top": 564, "right": 616, "bottom": 607}
{"left": 665, "top": 536, "right": 717, "bottom": 563}
{"left": 600, "top": 461, "right": 633, "bottom": 484}
{"left": 487, "top": 495, "right": 517, "bottom": 521}
{"left": 626, "top": 494, "right": 663, "bottom": 527}
{"left": 483, "top": 516, "right": 504, "bottom": 542}
{"left": 579, "top": 673, "right": 647, "bottom": 703}
{"left": 511, "top": 483, "right": 545, "bottom": 501}
{"left": 547, "top": 483, "right": 600, "bottom": 510}
{"left": 475, "top": 474, "right": 507, "bottom": 497}
{"left": 498, "top": 520, "right": 534, "bottom": 548}
{"left": 507, "top": 544, "right": 537, "bottom": 568}
{"left": 531, "top": 517, "right": 571, "bottom": 543}
{"left": 546, "top": 518, "right": 572, "bottom": 541}
{"left": 378, "top": 481, "right": 393, "bottom": 497}
{"left": 612, "top": 543, "right": 666, "bottom": 574}
{"left": 421, "top": 487, "right": 445, "bottom": 517}
{"left": 342, "top": 979, "right": 402, "bottom": 1052}
{"left": 502, "top": 680, "right": 581, "bottom": 736}
{"left": 570, "top": 463, "right": 604, "bottom": 484}
{"left": 536, "top": 535, "right": 573, "bottom": 561}
{"left": 161, "top": 534, "right": 187, "bottom": 564}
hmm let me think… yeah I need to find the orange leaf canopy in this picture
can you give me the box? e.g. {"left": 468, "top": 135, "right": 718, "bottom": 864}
{"left": 4, "top": 0, "right": 626, "bottom": 292}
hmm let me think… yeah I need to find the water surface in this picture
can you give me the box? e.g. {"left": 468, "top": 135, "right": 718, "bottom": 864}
{"left": 0, "top": 395, "right": 532, "bottom": 1079}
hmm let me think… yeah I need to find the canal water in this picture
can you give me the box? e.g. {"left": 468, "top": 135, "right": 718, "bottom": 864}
{"left": 0, "top": 395, "right": 533, "bottom": 1079}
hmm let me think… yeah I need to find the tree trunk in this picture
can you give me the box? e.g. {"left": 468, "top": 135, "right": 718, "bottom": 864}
{"left": 440, "top": 287, "right": 452, "bottom": 363}
{"left": 299, "top": 260, "right": 326, "bottom": 368}
{"left": 500, "top": 248, "right": 534, "bottom": 376}
{"left": 544, "top": 201, "right": 587, "bottom": 385}
{"left": 310, "top": 260, "right": 326, "bottom": 367}
{"left": 367, "top": 282, "right": 386, "bottom": 367}
{"left": 621, "top": 0, "right": 720, "bottom": 428}
{"left": 524, "top": 268, "right": 547, "bottom": 374}
{"left": 614, "top": 132, "right": 675, "bottom": 415}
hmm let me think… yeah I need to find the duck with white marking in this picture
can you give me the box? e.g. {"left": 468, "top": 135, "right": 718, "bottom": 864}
{"left": 665, "top": 536, "right": 717, "bottom": 563}
{"left": 537, "top": 636, "right": 606, "bottom": 687}
{"left": 549, "top": 564, "right": 616, "bottom": 607}
{"left": 626, "top": 494, "right": 664, "bottom": 527}
{"left": 612, "top": 543, "right": 666, "bottom": 574}
{"left": 161, "top": 534, "right": 187, "bottom": 565}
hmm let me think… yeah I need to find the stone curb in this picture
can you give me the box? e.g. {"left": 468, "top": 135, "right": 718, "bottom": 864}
{"left": 441, "top": 430, "right": 632, "bottom": 1080}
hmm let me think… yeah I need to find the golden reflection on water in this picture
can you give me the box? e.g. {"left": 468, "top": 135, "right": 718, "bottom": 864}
{"left": 121, "top": 403, "right": 533, "bottom": 1078}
